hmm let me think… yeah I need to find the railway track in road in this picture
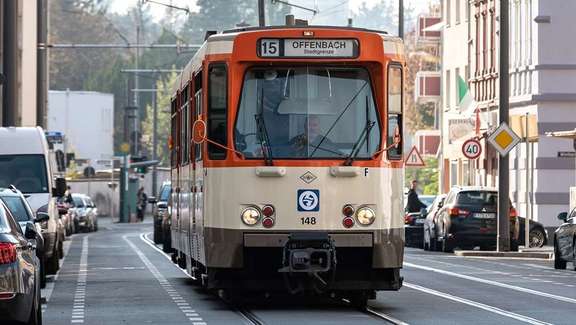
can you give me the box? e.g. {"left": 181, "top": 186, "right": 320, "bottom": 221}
{"left": 141, "top": 232, "right": 412, "bottom": 325}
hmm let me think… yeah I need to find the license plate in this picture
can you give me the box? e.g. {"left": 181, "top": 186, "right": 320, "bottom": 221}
{"left": 415, "top": 218, "right": 425, "bottom": 224}
{"left": 474, "top": 213, "right": 495, "bottom": 219}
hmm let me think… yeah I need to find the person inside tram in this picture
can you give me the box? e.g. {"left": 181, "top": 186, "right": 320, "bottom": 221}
{"left": 289, "top": 115, "right": 341, "bottom": 157}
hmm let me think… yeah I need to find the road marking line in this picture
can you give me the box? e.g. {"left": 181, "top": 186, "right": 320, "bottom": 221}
{"left": 70, "top": 237, "right": 89, "bottom": 324}
{"left": 124, "top": 235, "right": 206, "bottom": 324}
{"left": 404, "top": 282, "right": 551, "bottom": 325}
{"left": 405, "top": 262, "right": 576, "bottom": 305}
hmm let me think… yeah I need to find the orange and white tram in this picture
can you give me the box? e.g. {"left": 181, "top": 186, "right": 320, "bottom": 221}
{"left": 169, "top": 25, "right": 406, "bottom": 304}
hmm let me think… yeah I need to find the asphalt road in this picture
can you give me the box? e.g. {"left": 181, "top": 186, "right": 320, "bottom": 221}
{"left": 41, "top": 218, "right": 576, "bottom": 325}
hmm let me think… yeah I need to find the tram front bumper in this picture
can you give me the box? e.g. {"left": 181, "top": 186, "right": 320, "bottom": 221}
{"left": 203, "top": 227, "right": 404, "bottom": 269}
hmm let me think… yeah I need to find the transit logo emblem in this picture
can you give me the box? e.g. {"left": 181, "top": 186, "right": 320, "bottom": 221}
{"left": 297, "top": 190, "right": 320, "bottom": 212}
{"left": 299, "top": 171, "right": 317, "bottom": 184}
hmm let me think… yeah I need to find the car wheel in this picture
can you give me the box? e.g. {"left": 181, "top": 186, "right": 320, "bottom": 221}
{"left": 58, "top": 239, "right": 64, "bottom": 259}
{"left": 46, "top": 246, "right": 60, "bottom": 275}
{"left": 40, "top": 255, "right": 47, "bottom": 289}
{"left": 441, "top": 236, "right": 454, "bottom": 253}
{"left": 554, "top": 240, "right": 567, "bottom": 270}
{"left": 27, "top": 272, "right": 42, "bottom": 325}
{"left": 529, "top": 228, "right": 546, "bottom": 248}
{"left": 423, "top": 228, "right": 430, "bottom": 251}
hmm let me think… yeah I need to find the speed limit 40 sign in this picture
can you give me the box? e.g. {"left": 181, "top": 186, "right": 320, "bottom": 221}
{"left": 462, "top": 139, "right": 482, "bottom": 159}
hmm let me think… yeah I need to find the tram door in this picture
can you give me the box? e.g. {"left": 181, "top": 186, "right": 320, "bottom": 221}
{"left": 190, "top": 71, "right": 203, "bottom": 268}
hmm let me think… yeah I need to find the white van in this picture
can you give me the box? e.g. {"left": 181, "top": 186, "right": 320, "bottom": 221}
{"left": 0, "top": 127, "right": 67, "bottom": 275}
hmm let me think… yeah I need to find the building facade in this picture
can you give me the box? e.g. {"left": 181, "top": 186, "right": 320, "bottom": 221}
{"left": 441, "top": 0, "right": 576, "bottom": 226}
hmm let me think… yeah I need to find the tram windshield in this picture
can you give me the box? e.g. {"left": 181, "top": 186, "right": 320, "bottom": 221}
{"left": 234, "top": 66, "right": 381, "bottom": 159}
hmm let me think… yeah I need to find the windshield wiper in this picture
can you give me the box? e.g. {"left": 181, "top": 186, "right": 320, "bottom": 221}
{"left": 255, "top": 89, "right": 274, "bottom": 166}
{"left": 344, "top": 119, "right": 375, "bottom": 166}
{"left": 310, "top": 82, "right": 369, "bottom": 157}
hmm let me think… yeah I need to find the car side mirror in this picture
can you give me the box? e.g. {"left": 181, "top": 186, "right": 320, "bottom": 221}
{"left": 557, "top": 212, "right": 568, "bottom": 222}
{"left": 148, "top": 197, "right": 157, "bottom": 204}
{"left": 53, "top": 177, "right": 67, "bottom": 197}
{"left": 35, "top": 212, "right": 50, "bottom": 223}
{"left": 25, "top": 222, "right": 37, "bottom": 240}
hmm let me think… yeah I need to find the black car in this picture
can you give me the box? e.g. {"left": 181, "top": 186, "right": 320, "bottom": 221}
{"left": 0, "top": 187, "right": 48, "bottom": 289}
{"left": 425, "top": 186, "right": 519, "bottom": 252}
{"left": 148, "top": 181, "right": 171, "bottom": 245}
{"left": 517, "top": 216, "right": 548, "bottom": 248}
{"left": 0, "top": 199, "right": 43, "bottom": 325}
{"left": 554, "top": 208, "right": 576, "bottom": 270}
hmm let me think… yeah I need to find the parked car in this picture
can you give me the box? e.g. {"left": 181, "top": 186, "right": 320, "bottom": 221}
{"left": 148, "top": 181, "right": 171, "bottom": 245}
{"left": 0, "top": 186, "right": 49, "bottom": 289}
{"left": 0, "top": 198, "right": 43, "bottom": 325}
{"left": 423, "top": 194, "right": 447, "bottom": 251}
{"left": 162, "top": 195, "right": 173, "bottom": 254}
{"left": 0, "top": 126, "right": 67, "bottom": 275}
{"left": 554, "top": 208, "right": 576, "bottom": 270}
{"left": 426, "top": 186, "right": 519, "bottom": 252}
{"left": 404, "top": 195, "right": 437, "bottom": 248}
{"left": 70, "top": 194, "right": 98, "bottom": 232}
{"left": 57, "top": 197, "right": 75, "bottom": 236}
{"left": 517, "top": 216, "right": 548, "bottom": 248}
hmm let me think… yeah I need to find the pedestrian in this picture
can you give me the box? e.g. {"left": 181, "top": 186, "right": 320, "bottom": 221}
{"left": 137, "top": 187, "right": 148, "bottom": 222}
{"left": 406, "top": 180, "right": 427, "bottom": 213}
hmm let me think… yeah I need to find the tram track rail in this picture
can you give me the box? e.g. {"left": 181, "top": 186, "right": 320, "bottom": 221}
{"left": 142, "top": 233, "right": 409, "bottom": 325}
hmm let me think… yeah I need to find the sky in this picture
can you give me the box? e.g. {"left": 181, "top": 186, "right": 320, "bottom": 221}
{"left": 109, "top": 0, "right": 434, "bottom": 23}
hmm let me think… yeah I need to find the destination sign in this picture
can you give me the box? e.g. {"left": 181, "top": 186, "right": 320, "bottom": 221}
{"left": 259, "top": 39, "right": 358, "bottom": 58}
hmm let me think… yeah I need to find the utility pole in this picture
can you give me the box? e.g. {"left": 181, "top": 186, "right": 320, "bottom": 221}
{"left": 399, "top": 0, "right": 404, "bottom": 39}
{"left": 152, "top": 87, "right": 158, "bottom": 197}
{"left": 258, "top": 0, "right": 266, "bottom": 27}
{"left": 497, "top": 0, "right": 510, "bottom": 252}
{"left": 2, "top": 0, "right": 18, "bottom": 126}
{"left": 133, "top": 2, "right": 142, "bottom": 157}
{"left": 36, "top": 0, "right": 48, "bottom": 128}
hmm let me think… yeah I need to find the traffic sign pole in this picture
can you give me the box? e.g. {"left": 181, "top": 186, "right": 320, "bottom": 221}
{"left": 498, "top": 0, "right": 510, "bottom": 252}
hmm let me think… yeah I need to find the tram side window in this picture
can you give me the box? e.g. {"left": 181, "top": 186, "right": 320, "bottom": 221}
{"left": 194, "top": 72, "right": 203, "bottom": 162}
{"left": 388, "top": 64, "right": 403, "bottom": 160}
{"left": 208, "top": 64, "right": 228, "bottom": 160}
{"left": 181, "top": 86, "right": 190, "bottom": 165}
{"left": 170, "top": 99, "right": 178, "bottom": 167}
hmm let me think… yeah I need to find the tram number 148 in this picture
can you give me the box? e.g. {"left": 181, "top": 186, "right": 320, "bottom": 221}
{"left": 301, "top": 217, "right": 317, "bottom": 225}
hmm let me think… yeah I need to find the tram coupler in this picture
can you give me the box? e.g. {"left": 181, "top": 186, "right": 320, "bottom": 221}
{"left": 278, "top": 232, "right": 336, "bottom": 273}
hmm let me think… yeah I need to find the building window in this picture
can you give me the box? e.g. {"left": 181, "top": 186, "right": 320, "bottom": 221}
{"left": 446, "top": 70, "right": 451, "bottom": 109}
{"left": 446, "top": 0, "right": 451, "bottom": 26}
{"left": 207, "top": 64, "right": 228, "bottom": 160}
{"left": 455, "top": 67, "right": 460, "bottom": 108}
{"left": 456, "top": 0, "right": 461, "bottom": 24}
{"left": 388, "top": 64, "right": 403, "bottom": 160}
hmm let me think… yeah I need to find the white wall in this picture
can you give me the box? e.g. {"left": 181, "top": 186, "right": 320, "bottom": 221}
{"left": 19, "top": 0, "right": 38, "bottom": 126}
{"left": 47, "top": 91, "right": 114, "bottom": 170}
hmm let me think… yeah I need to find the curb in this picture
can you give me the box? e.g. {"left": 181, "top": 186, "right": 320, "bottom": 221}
{"left": 454, "top": 250, "right": 553, "bottom": 259}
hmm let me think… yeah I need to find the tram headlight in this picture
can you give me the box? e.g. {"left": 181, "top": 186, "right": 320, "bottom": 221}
{"left": 241, "top": 207, "right": 261, "bottom": 226}
{"left": 356, "top": 207, "right": 376, "bottom": 226}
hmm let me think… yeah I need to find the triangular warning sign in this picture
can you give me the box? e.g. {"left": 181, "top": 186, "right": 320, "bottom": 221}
{"left": 405, "top": 146, "right": 426, "bottom": 167}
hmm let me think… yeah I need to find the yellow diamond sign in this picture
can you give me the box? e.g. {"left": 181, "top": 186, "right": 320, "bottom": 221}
{"left": 487, "top": 122, "right": 521, "bottom": 156}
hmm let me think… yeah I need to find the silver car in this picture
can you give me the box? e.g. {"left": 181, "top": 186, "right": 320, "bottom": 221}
{"left": 70, "top": 194, "right": 98, "bottom": 232}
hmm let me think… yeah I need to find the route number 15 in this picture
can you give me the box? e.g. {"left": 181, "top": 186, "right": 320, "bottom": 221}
{"left": 260, "top": 39, "right": 280, "bottom": 57}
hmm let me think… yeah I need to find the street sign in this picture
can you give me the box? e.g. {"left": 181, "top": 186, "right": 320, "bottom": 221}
{"left": 558, "top": 151, "right": 576, "bottom": 158}
{"left": 120, "top": 142, "right": 130, "bottom": 153}
{"left": 405, "top": 146, "right": 426, "bottom": 167}
{"left": 462, "top": 138, "right": 482, "bottom": 159}
{"left": 487, "top": 122, "right": 521, "bottom": 156}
